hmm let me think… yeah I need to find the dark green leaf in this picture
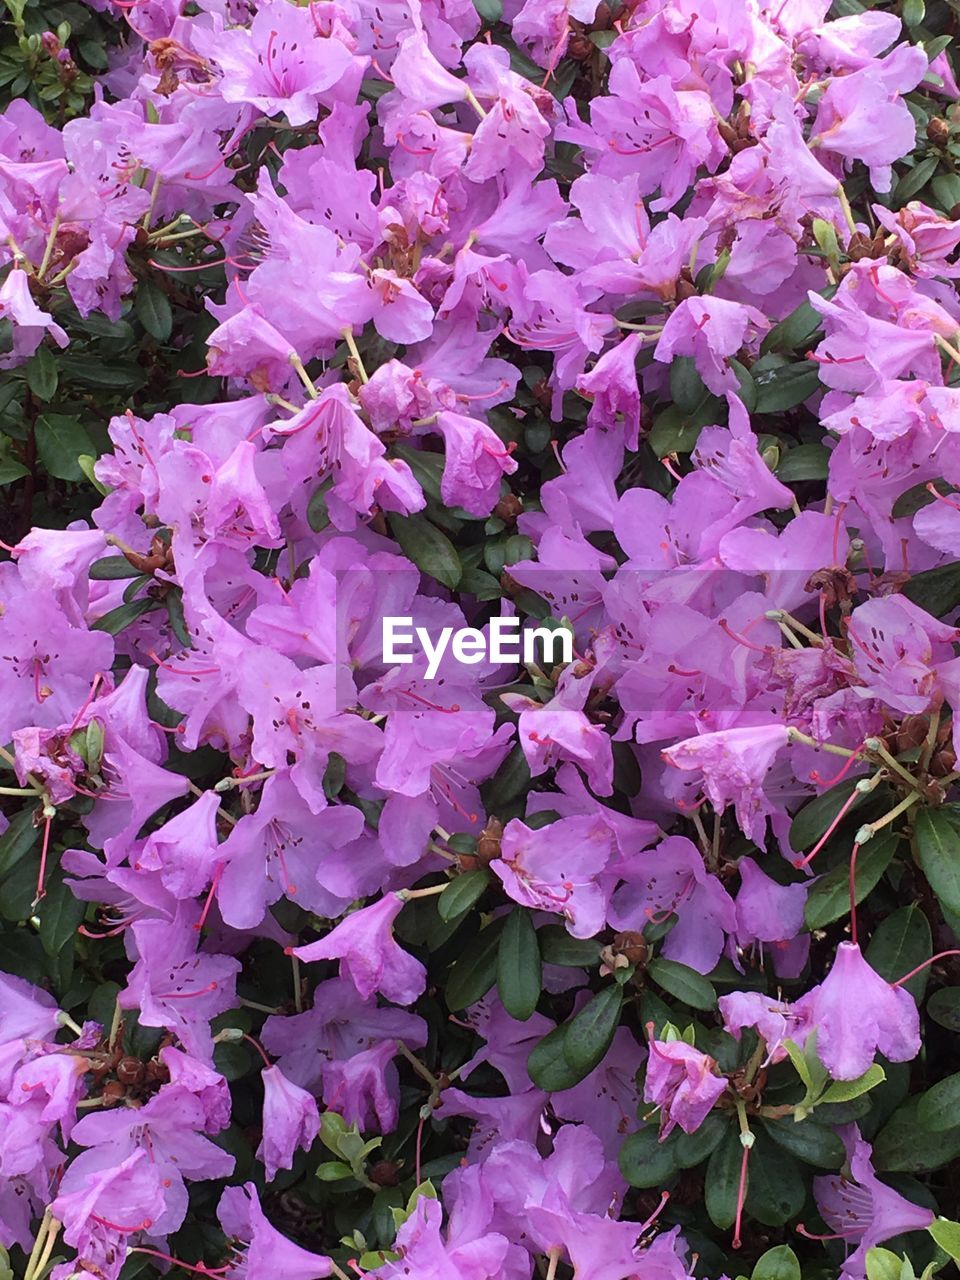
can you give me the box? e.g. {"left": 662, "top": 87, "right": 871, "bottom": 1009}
{"left": 527, "top": 1023, "right": 582, "bottom": 1091}
{"left": 647, "top": 957, "right": 717, "bottom": 1010}
{"left": 915, "top": 808, "right": 960, "bottom": 915}
{"left": 746, "top": 1130, "right": 806, "bottom": 1227}
{"left": 0, "top": 459, "right": 28, "bottom": 485}
{"left": 89, "top": 556, "right": 141, "bottom": 580}
{"left": 902, "top": 563, "right": 960, "bottom": 618}
{"left": 866, "top": 904, "right": 932, "bottom": 1000}
{"left": 751, "top": 1246, "right": 801, "bottom": 1280}
{"left": 893, "top": 155, "right": 939, "bottom": 206}
{"left": 497, "top": 907, "right": 541, "bottom": 1021}
{"left": 35, "top": 414, "right": 95, "bottom": 482}
{"left": 670, "top": 356, "right": 708, "bottom": 414}
{"left": 0, "top": 808, "right": 39, "bottom": 879}
{"left": 445, "top": 918, "right": 506, "bottom": 1010}
{"left": 777, "top": 443, "right": 830, "bottom": 483}
{"left": 38, "top": 877, "right": 85, "bottom": 957}
{"left": 762, "top": 1117, "right": 844, "bottom": 1168}
{"left": 918, "top": 1073, "right": 960, "bottom": 1132}
{"left": 135, "top": 279, "right": 173, "bottom": 341}
{"left": 804, "top": 831, "right": 899, "bottom": 931}
{"left": 761, "top": 296, "right": 827, "bottom": 355}
{"left": 90, "top": 596, "right": 157, "bottom": 635}
{"left": 873, "top": 1096, "right": 960, "bottom": 1172}
{"left": 387, "top": 513, "right": 461, "bottom": 590}
{"left": 472, "top": 0, "right": 503, "bottom": 21}
{"left": 538, "top": 926, "right": 601, "bottom": 968}
{"left": 437, "top": 869, "right": 489, "bottom": 922}
{"left": 705, "top": 1128, "right": 743, "bottom": 1229}
{"left": 927, "top": 986, "right": 960, "bottom": 1032}
{"left": 562, "top": 984, "right": 623, "bottom": 1076}
{"left": 307, "top": 481, "right": 332, "bottom": 533}
{"left": 753, "top": 361, "right": 820, "bottom": 414}
{"left": 891, "top": 478, "right": 955, "bottom": 520}
{"left": 675, "top": 1112, "right": 730, "bottom": 1167}
{"left": 26, "top": 346, "right": 59, "bottom": 401}
{"left": 618, "top": 1125, "right": 681, "bottom": 1189}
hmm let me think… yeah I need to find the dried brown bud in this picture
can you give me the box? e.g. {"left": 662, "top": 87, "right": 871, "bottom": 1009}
{"left": 611, "top": 931, "right": 648, "bottom": 967}
{"left": 116, "top": 1056, "right": 146, "bottom": 1086}
{"left": 476, "top": 817, "right": 503, "bottom": 864}
{"left": 493, "top": 494, "right": 523, "bottom": 524}
{"left": 102, "top": 1080, "right": 126, "bottom": 1104}
{"left": 927, "top": 118, "right": 950, "bottom": 146}
{"left": 369, "top": 1160, "right": 401, "bottom": 1187}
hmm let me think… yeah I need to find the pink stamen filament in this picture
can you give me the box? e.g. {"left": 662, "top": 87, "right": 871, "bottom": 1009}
{"left": 244, "top": 1034, "right": 273, "bottom": 1069}
{"left": 156, "top": 981, "right": 219, "bottom": 1000}
{"left": 849, "top": 842, "right": 860, "bottom": 945}
{"left": 718, "top": 618, "right": 773, "bottom": 655}
{"left": 731, "top": 1143, "right": 750, "bottom": 1249}
{"left": 892, "top": 949, "right": 960, "bottom": 988}
{"left": 794, "top": 788, "right": 862, "bottom": 869}
{"left": 131, "top": 1247, "right": 230, "bottom": 1276}
{"left": 400, "top": 689, "right": 461, "bottom": 713}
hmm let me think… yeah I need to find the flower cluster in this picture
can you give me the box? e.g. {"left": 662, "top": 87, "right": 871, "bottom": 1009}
{"left": 1, "top": 0, "right": 960, "bottom": 1277}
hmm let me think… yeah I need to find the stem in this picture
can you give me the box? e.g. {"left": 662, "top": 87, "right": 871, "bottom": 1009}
{"left": 936, "top": 332, "right": 960, "bottom": 368}
{"left": 214, "top": 769, "right": 276, "bottom": 791}
{"left": 289, "top": 353, "right": 319, "bottom": 399}
{"left": 396, "top": 1042, "right": 440, "bottom": 1091}
{"left": 544, "top": 1248, "right": 561, "bottom": 1280}
{"left": 238, "top": 996, "right": 283, "bottom": 1015}
{"left": 291, "top": 952, "right": 303, "bottom": 1014}
{"left": 920, "top": 709, "right": 941, "bottom": 774}
{"left": 0, "top": 785, "right": 41, "bottom": 796}
{"left": 764, "top": 609, "right": 823, "bottom": 647}
{"left": 399, "top": 883, "right": 449, "bottom": 901}
{"left": 464, "top": 86, "right": 487, "bottom": 118}
{"left": 37, "top": 214, "right": 61, "bottom": 281}
{"left": 854, "top": 790, "right": 921, "bottom": 845}
{"left": 142, "top": 173, "right": 162, "bottom": 230}
{"left": 340, "top": 328, "right": 369, "bottom": 384}
{"left": 864, "top": 738, "right": 922, "bottom": 792}
{"left": 787, "top": 727, "right": 859, "bottom": 758}
{"left": 108, "top": 998, "right": 123, "bottom": 1050}
{"left": 836, "top": 184, "right": 857, "bottom": 236}
{"left": 56, "top": 1010, "right": 85, "bottom": 1037}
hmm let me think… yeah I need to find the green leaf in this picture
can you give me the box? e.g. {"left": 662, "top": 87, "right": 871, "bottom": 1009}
{"left": 675, "top": 1111, "right": 729, "bottom": 1167}
{"left": 777, "top": 443, "right": 830, "bottom": 483}
{"left": 752, "top": 361, "right": 820, "bottom": 414}
{"left": 762, "top": 1117, "right": 844, "bottom": 1168}
{"left": 0, "top": 808, "right": 39, "bottom": 879}
{"left": 746, "top": 1130, "right": 805, "bottom": 1227}
{"left": 497, "top": 907, "right": 542, "bottom": 1022}
{"left": 135, "top": 278, "right": 173, "bottom": 341}
{"left": 761, "top": 295, "right": 827, "bottom": 355}
{"left": 928, "top": 1219, "right": 960, "bottom": 1262}
{"left": 751, "top": 1245, "right": 802, "bottom": 1280}
{"left": 35, "top": 414, "right": 95, "bottom": 482}
{"left": 927, "top": 986, "right": 960, "bottom": 1032}
{"left": 647, "top": 957, "right": 717, "bottom": 1010}
{"left": 648, "top": 399, "right": 719, "bottom": 457}
{"left": 914, "top": 808, "right": 960, "bottom": 915}
{"left": 865, "top": 1248, "right": 906, "bottom": 1280}
{"left": 670, "top": 356, "right": 708, "bottom": 414}
{"left": 387, "top": 513, "right": 462, "bottom": 590}
{"left": 445, "top": 917, "right": 506, "bottom": 1011}
{"left": 891, "top": 478, "right": 955, "bottom": 520}
{"left": 918, "top": 1074, "right": 960, "bottom": 1131}
{"left": 472, "top": 0, "right": 503, "bottom": 20}
{"left": 893, "top": 155, "right": 939, "bottom": 206}
{"left": 561, "top": 984, "right": 623, "bottom": 1077}
{"left": 90, "top": 596, "right": 157, "bottom": 635}
{"left": 618, "top": 1125, "right": 681, "bottom": 1188}
{"left": 26, "top": 346, "right": 59, "bottom": 401}
{"left": 306, "top": 480, "right": 332, "bottom": 533}
{"left": 818, "top": 1063, "right": 886, "bottom": 1105}
{"left": 316, "top": 1160, "right": 354, "bottom": 1181}
{"left": 804, "top": 831, "right": 898, "bottom": 931}
{"left": 873, "top": 1096, "right": 960, "bottom": 1172}
{"left": 705, "top": 1128, "right": 743, "bottom": 1229}
{"left": 537, "top": 926, "right": 601, "bottom": 968}
{"left": 865, "top": 904, "right": 932, "bottom": 1000}
{"left": 933, "top": 173, "right": 960, "bottom": 214}
{"left": 38, "top": 877, "right": 85, "bottom": 957}
{"left": 527, "top": 1023, "right": 583, "bottom": 1091}
{"left": 0, "top": 459, "right": 28, "bottom": 485}
{"left": 902, "top": 563, "right": 960, "bottom": 618}
{"left": 437, "top": 869, "right": 489, "bottom": 922}
{"left": 790, "top": 776, "right": 875, "bottom": 851}
{"left": 89, "top": 556, "right": 141, "bottom": 580}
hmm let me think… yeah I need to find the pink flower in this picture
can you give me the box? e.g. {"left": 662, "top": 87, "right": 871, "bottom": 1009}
{"left": 258, "top": 1064, "right": 320, "bottom": 1182}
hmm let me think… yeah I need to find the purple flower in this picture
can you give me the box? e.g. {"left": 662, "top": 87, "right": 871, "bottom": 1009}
{"left": 795, "top": 942, "right": 920, "bottom": 1080}
{"left": 654, "top": 297, "right": 768, "bottom": 396}
{"left": 218, "top": 1183, "right": 334, "bottom": 1279}
{"left": 291, "top": 894, "right": 426, "bottom": 1006}
{"left": 813, "top": 1127, "right": 934, "bottom": 1280}
{"left": 258, "top": 1064, "right": 320, "bottom": 1182}
{"left": 644, "top": 1037, "right": 727, "bottom": 1139}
